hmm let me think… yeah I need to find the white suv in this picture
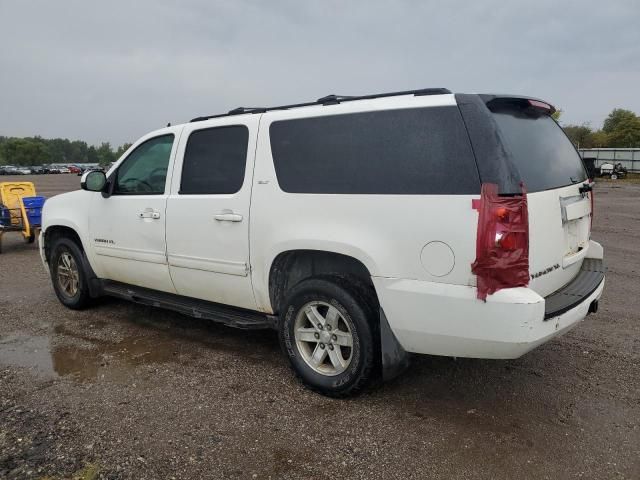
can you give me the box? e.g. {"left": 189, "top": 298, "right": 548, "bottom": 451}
{"left": 40, "top": 88, "right": 605, "bottom": 396}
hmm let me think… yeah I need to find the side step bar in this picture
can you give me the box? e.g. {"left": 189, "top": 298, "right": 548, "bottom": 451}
{"left": 101, "top": 280, "right": 276, "bottom": 330}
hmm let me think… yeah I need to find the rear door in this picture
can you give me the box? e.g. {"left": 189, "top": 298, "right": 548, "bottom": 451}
{"left": 488, "top": 100, "right": 591, "bottom": 297}
{"left": 165, "top": 116, "right": 259, "bottom": 310}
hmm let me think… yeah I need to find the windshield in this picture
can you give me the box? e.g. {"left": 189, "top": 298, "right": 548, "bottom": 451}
{"left": 491, "top": 108, "right": 587, "bottom": 192}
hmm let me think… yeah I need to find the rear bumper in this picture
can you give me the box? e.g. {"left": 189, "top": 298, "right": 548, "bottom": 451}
{"left": 373, "top": 247, "right": 605, "bottom": 359}
{"left": 544, "top": 258, "right": 605, "bottom": 319}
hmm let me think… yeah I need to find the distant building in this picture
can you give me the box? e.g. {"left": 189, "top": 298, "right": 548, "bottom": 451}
{"left": 578, "top": 148, "right": 640, "bottom": 173}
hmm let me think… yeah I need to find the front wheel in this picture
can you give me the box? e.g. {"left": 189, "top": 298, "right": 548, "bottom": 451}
{"left": 279, "top": 277, "right": 379, "bottom": 397}
{"left": 49, "top": 237, "right": 92, "bottom": 310}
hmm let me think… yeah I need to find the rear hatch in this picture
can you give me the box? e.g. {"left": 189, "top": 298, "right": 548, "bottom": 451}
{"left": 487, "top": 98, "right": 591, "bottom": 297}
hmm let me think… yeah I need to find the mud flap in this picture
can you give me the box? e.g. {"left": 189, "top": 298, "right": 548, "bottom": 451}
{"left": 80, "top": 250, "right": 103, "bottom": 298}
{"left": 380, "top": 308, "right": 410, "bottom": 381}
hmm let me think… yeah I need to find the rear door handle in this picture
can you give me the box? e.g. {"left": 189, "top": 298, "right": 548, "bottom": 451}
{"left": 139, "top": 210, "right": 161, "bottom": 219}
{"left": 214, "top": 212, "right": 243, "bottom": 222}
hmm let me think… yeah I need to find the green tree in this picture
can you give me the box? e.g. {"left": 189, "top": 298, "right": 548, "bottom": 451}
{"left": 606, "top": 116, "right": 640, "bottom": 147}
{"left": 96, "top": 142, "right": 115, "bottom": 166}
{"left": 590, "top": 130, "right": 610, "bottom": 148}
{"left": 114, "top": 143, "right": 132, "bottom": 160}
{"left": 563, "top": 124, "right": 594, "bottom": 148}
{"left": 603, "top": 109, "right": 637, "bottom": 134}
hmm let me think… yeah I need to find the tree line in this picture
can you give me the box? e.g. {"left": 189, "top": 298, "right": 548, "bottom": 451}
{"left": 0, "top": 136, "right": 132, "bottom": 167}
{"left": 560, "top": 108, "right": 640, "bottom": 149}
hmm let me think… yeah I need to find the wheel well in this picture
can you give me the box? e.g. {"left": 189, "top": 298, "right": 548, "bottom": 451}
{"left": 44, "top": 226, "right": 84, "bottom": 263}
{"left": 268, "top": 250, "right": 374, "bottom": 314}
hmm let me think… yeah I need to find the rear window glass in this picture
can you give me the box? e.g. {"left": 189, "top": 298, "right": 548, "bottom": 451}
{"left": 269, "top": 107, "right": 480, "bottom": 194}
{"left": 491, "top": 109, "right": 587, "bottom": 192}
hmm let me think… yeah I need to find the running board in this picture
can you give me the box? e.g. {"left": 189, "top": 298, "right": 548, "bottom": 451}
{"left": 101, "top": 280, "right": 276, "bottom": 330}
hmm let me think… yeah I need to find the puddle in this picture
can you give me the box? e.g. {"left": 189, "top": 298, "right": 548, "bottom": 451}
{"left": 0, "top": 330, "right": 183, "bottom": 382}
{"left": 0, "top": 335, "right": 56, "bottom": 377}
{"left": 0, "top": 304, "right": 280, "bottom": 382}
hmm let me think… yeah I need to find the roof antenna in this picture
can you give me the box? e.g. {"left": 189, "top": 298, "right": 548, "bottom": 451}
{"left": 167, "top": 122, "right": 171, "bottom": 127}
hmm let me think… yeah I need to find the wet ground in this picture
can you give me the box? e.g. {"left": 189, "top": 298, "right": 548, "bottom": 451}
{"left": 1, "top": 174, "right": 639, "bottom": 479}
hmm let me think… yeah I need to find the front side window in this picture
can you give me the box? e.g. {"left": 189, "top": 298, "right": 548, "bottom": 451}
{"left": 114, "top": 134, "right": 174, "bottom": 194}
{"left": 180, "top": 126, "right": 249, "bottom": 195}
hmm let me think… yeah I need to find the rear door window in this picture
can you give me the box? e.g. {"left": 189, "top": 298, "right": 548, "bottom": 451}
{"left": 491, "top": 108, "right": 587, "bottom": 192}
{"left": 180, "top": 126, "right": 249, "bottom": 195}
{"left": 269, "top": 107, "right": 480, "bottom": 194}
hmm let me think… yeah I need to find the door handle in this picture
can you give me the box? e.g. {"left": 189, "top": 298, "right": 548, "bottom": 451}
{"left": 214, "top": 212, "right": 243, "bottom": 222}
{"left": 138, "top": 210, "right": 161, "bottom": 219}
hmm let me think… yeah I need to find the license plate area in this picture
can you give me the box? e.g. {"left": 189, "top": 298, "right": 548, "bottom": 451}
{"left": 560, "top": 195, "right": 590, "bottom": 257}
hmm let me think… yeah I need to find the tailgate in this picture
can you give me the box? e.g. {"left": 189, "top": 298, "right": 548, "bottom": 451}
{"left": 527, "top": 183, "right": 592, "bottom": 297}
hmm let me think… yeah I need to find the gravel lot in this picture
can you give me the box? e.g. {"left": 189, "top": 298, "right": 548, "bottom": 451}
{"left": 1, "top": 174, "right": 638, "bottom": 479}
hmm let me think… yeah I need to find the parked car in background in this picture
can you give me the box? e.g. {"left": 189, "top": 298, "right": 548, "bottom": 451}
{"left": 15, "top": 167, "right": 32, "bottom": 175}
{"left": 67, "top": 165, "right": 82, "bottom": 174}
{"left": 58, "top": 166, "right": 71, "bottom": 174}
{"left": 31, "top": 166, "right": 46, "bottom": 174}
{"left": 41, "top": 88, "right": 605, "bottom": 396}
{"left": 78, "top": 166, "right": 105, "bottom": 176}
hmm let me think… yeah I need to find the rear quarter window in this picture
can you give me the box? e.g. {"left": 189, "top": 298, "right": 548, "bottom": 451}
{"left": 269, "top": 106, "right": 480, "bottom": 194}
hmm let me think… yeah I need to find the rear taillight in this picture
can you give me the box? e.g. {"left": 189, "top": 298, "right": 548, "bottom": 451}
{"left": 471, "top": 183, "right": 529, "bottom": 300}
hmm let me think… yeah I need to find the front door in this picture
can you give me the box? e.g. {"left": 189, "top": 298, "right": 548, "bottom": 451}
{"left": 89, "top": 130, "right": 181, "bottom": 293}
{"left": 165, "top": 116, "right": 259, "bottom": 310}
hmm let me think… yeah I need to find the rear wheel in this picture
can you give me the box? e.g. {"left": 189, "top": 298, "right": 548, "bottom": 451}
{"left": 50, "top": 236, "right": 92, "bottom": 309}
{"left": 279, "top": 277, "right": 378, "bottom": 397}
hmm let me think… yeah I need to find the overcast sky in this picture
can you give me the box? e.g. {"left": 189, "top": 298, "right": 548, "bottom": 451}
{"left": 1, "top": 0, "right": 639, "bottom": 146}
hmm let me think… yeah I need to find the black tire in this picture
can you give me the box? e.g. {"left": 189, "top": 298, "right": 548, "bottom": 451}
{"left": 49, "top": 236, "right": 92, "bottom": 310}
{"left": 279, "top": 276, "right": 379, "bottom": 397}
{"left": 26, "top": 233, "right": 35, "bottom": 243}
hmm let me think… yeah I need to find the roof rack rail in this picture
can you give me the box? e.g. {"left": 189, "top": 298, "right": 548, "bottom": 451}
{"left": 190, "top": 87, "right": 451, "bottom": 122}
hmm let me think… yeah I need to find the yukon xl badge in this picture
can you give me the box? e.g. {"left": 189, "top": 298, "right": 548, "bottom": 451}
{"left": 94, "top": 238, "right": 115, "bottom": 245}
{"left": 531, "top": 263, "right": 560, "bottom": 280}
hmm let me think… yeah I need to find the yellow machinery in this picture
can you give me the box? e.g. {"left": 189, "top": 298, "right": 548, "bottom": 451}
{"left": 0, "top": 182, "right": 46, "bottom": 254}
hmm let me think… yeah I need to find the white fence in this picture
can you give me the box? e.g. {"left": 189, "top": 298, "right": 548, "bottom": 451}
{"left": 578, "top": 149, "right": 640, "bottom": 173}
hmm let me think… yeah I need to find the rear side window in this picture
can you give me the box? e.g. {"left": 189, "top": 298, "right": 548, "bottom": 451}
{"left": 180, "top": 126, "right": 249, "bottom": 195}
{"left": 269, "top": 107, "right": 480, "bottom": 194}
{"left": 491, "top": 108, "right": 587, "bottom": 192}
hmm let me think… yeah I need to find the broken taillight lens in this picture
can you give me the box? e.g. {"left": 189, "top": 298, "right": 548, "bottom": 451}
{"left": 472, "top": 183, "right": 529, "bottom": 300}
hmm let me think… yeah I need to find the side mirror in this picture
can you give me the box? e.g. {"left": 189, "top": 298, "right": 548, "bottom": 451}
{"left": 81, "top": 170, "right": 107, "bottom": 192}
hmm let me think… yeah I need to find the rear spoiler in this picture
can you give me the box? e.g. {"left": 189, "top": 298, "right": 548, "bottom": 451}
{"left": 478, "top": 94, "right": 556, "bottom": 115}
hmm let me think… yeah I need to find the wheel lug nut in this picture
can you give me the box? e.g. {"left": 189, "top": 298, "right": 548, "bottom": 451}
{"left": 320, "top": 343, "right": 325, "bottom": 349}
{"left": 332, "top": 334, "right": 337, "bottom": 341}
{"left": 328, "top": 344, "right": 334, "bottom": 350}
{"left": 314, "top": 332, "right": 320, "bottom": 339}
{"left": 326, "top": 325, "right": 332, "bottom": 331}
{"left": 318, "top": 324, "right": 323, "bottom": 330}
